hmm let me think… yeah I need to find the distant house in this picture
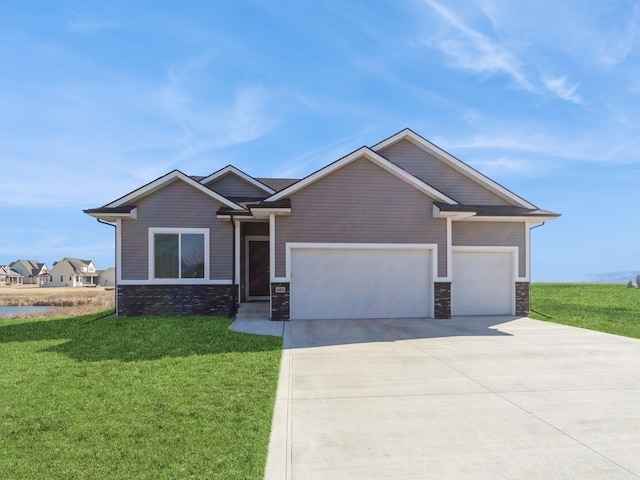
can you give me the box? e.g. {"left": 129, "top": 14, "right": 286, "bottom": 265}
{"left": 49, "top": 258, "right": 99, "bottom": 287}
{"left": 0, "top": 266, "right": 24, "bottom": 286}
{"left": 9, "top": 260, "right": 50, "bottom": 286}
{"left": 98, "top": 267, "right": 116, "bottom": 286}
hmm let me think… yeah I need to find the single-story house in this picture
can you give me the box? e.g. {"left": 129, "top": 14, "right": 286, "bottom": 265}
{"left": 9, "top": 260, "right": 50, "bottom": 286}
{"left": 85, "top": 128, "right": 559, "bottom": 319}
{"left": 0, "top": 266, "right": 24, "bottom": 286}
{"left": 49, "top": 258, "right": 100, "bottom": 287}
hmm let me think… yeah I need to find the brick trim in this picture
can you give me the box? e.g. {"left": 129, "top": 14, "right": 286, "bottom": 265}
{"left": 515, "top": 282, "right": 530, "bottom": 316}
{"left": 117, "top": 284, "right": 234, "bottom": 317}
{"left": 434, "top": 282, "right": 451, "bottom": 319}
{"left": 271, "top": 282, "right": 290, "bottom": 321}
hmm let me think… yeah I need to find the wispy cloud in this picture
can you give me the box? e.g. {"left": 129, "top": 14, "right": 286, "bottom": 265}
{"left": 422, "top": 0, "right": 585, "bottom": 104}
{"left": 598, "top": 5, "right": 639, "bottom": 66}
{"left": 543, "top": 76, "right": 583, "bottom": 104}
{"left": 423, "top": 0, "right": 534, "bottom": 91}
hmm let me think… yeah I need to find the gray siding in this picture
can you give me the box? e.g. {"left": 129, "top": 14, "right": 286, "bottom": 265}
{"left": 120, "top": 179, "right": 232, "bottom": 280}
{"left": 379, "top": 140, "right": 512, "bottom": 205}
{"left": 204, "top": 172, "right": 268, "bottom": 198}
{"left": 452, "top": 222, "right": 527, "bottom": 277}
{"left": 275, "top": 157, "right": 448, "bottom": 277}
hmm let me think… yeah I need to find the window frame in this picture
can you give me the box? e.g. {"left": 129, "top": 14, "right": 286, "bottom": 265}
{"left": 148, "top": 228, "right": 210, "bottom": 283}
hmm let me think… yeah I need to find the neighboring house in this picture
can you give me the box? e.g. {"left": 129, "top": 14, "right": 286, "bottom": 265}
{"left": 9, "top": 259, "right": 50, "bottom": 285}
{"left": 98, "top": 267, "right": 116, "bottom": 286}
{"left": 85, "top": 128, "right": 560, "bottom": 319}
{"left": 0, "top": 266, "right": 24, "bottom": 286}
{"left": 49, "top": 258, "right": 99, "bottom": 287}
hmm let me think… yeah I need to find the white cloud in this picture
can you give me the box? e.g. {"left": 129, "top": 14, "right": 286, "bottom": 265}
{"left": 423, "top": 0, "right": 534, "bottom": 91}
{"left": 543, "top": 76, "right": 583, "bottom": 104}
{"left": 597, "top": 5, "right": 639, "bottom": 66}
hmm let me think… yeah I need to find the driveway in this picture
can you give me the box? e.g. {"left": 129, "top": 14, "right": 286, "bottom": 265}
{"left": 265, "top": 316, "right": 640, "bottom": 479}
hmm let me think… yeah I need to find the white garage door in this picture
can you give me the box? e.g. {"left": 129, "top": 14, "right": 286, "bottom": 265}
{"left": 290, "top": 246, "right": 433, "bottom": 320}
{"left": 452, "top": 251, "right": 514, "bottom": 316}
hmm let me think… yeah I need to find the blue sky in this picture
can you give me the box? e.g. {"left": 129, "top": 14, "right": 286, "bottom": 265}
{"left": 1, "top": 0, "right": 639, "bottom": 282}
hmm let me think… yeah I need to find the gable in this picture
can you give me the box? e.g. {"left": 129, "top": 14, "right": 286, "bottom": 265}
{"left": 105, "top": 170, "right": 242, "bottom": 210}
{"left": 378, "top": 139, "right": 512, "bottom": 206}
{"left": 135, "top": 179, "right": 229, "bottom": 225}
{"left": 204, "top": 172, "right": 271, "bottom": 199}
{"left": 268, "top": 147, "right": 456, "bottom": 204}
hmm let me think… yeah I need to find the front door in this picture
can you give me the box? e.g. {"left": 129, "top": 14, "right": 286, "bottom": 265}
{"left": 246, "top": 236, "right": 270, "bottom": 300}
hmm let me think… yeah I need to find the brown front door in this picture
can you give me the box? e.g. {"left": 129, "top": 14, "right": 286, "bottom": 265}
{"left": 247, "top": 240, "right": 270, "bottom": 298}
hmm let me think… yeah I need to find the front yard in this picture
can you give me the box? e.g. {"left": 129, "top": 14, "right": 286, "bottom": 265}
{"left": 0, "top": 313, "right": 282, "bottom": 479}
{"left": 530, "top": 283, "right": 640, "bottom": 339}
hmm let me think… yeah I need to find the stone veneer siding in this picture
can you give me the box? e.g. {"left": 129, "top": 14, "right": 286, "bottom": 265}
{"left": 515, "top": 282, "right": 530, "bottom": 316}
{"left": 117, "top": 284, "right": 234, "bottom": 317}
{"left": 271, "top": 282, "right": 290, "bottom": 321}
{"left": 434, "top": 282, "right": 451, "bottom": 319}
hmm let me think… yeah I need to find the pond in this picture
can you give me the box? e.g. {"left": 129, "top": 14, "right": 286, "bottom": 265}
{"left": 0, "top": 306, "right": 52, "bottom": 318}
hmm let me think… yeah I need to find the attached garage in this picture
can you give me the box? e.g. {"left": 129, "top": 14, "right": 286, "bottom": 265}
{"left": 451, "top": 249, "right": 515, "bottom": 316}
{"left": 289, "top": 244, "right": 434, "bottom": 320}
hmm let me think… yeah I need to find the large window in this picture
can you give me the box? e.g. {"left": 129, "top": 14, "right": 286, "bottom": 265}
{"left": 149, "top": 228, "right": 209, "bottom": 281}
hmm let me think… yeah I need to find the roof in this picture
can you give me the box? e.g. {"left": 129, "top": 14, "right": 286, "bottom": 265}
{"left": 0, "top": 266, "right": 23, "bottom": 277}
{"left": 255, "top": 177, "right": 299, "bottom": 192}
{"left": 10, "top": 259, "right": 48, "bottom": 276}
{"left": 433, "top": 202, "right": 560, "bottom": 221}
{"left": 85, "top": 128, "right": 557, "bottom": 222}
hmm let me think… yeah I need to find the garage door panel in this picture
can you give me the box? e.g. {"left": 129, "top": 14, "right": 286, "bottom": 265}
{"left": 291, "top": 247, "right": 432, "bottom": 320}
{"left": 452, "top": 251, "right": 514, "bottom": 316}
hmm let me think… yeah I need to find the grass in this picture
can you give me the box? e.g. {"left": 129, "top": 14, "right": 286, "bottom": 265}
{"left": 0, "top": 312, "right": 282, "bottom": 479}
{"left": 530, "top": 283, "right": 640, "bottom": 339}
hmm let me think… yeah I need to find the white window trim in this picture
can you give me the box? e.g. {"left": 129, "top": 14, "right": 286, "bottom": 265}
{"left": 148, "top": 228, "right": 211, "bottom": 284}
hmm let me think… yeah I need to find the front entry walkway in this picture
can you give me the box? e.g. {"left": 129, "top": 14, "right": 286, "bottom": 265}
{"left": 265, "top": 316, "right": 640, "bottom": 479}
{"left": 229, "top": 302, "right": 285, "bottom": 337}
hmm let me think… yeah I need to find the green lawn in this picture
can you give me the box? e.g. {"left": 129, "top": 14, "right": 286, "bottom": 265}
{"left": 0, "top": 312, "right": 282, "bottom": 480}
{"left": 530, "top": 283, "right": 640, "bottom": 339}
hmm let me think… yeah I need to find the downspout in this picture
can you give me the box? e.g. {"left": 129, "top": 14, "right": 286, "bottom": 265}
{"left": 96, "top": 218, "right": 117, "bottom": 316}
{"left": 230, "top": 215, "right": 238, "bottom": 316}
{"left": 530, "top": 222, "right": 545, "bottom": 230}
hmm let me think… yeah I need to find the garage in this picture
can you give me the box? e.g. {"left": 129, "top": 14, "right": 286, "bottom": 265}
{"left": 451, "top": 249, "right": 515, "bottom": 316}
{"left": 289, "top": 245, "right": 433, "bottom": 320}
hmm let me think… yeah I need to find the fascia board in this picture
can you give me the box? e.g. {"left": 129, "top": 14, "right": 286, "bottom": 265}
{"left": 105, "top": 170, "right": 244, "bottom": 210}
{"left": 372, "top": 129, "right": 537, "bottom": 209}
{"left": 267, "top": 146, "right": 457, "bottom": 204}
{"left": 199, "top": 165, "right": 275, "bottom": 194}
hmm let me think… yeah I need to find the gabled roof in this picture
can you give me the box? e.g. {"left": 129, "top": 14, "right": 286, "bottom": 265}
{"left": 372, "top": 128, "right": 537, "bottom": 209}
{"left": 10, "top": 259, "right": 48, "bottom": 276}
{"left": 199, "top": 165, "right": 276, "bottom": 195}
{"left": 267, "top": 146, "right": 458, "bottom": 204}
{"left": 104, "top": 170, "right": 244, "bottom": 211}
{"left": 0, "top": 266, "right": 23, "bottom": 278}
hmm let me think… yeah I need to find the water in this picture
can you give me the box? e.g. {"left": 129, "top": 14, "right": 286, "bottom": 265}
{"left": 0, "top": 306, "right": 52, "bottom": 318}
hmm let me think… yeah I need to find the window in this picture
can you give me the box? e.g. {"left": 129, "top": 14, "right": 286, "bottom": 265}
{"left": 149, "top": 228, "right": 209, "bottom": 281}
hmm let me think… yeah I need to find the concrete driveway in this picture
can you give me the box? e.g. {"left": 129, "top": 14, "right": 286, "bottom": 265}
{"left": 265, "top": 316, "right": 640, "bottom": 479}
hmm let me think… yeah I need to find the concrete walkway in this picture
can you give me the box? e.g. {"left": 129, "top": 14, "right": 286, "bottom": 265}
{"left": 229, "top": 302, "right": 285, "bottom": 337}
{"left": 265, "top": 316, "right": 640, "bottom": 479}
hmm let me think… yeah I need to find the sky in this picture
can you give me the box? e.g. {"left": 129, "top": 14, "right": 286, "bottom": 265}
{"left": 1, "top": 0, "right": 639, "bottom": 282}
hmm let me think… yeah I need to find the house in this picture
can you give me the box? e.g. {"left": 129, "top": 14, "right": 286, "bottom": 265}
{"left": 9, "top": 260, "right": 50, "bottom": 286}
{"left": 84, "top": 128, "right": 559, "bottom": 319}
{"left": 0, "top": 266, "right": 24, "bottom": 286}
{"left": 49, "top": 258, "right": 99, "bottom": 287}
{"left": 98, "top": 267, "right": 116, "bottom": 287}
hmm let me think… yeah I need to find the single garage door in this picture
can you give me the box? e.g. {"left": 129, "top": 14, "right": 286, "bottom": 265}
{"left": 290, "top": 246, "right": 432, "bottom": 320}
{"left": 452, "top": 250, "right": 514, "bottom": 316}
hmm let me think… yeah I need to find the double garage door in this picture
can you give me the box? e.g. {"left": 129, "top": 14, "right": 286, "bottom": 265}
{"left": 290, "top": 246, "right": 433, "bottom": 320}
